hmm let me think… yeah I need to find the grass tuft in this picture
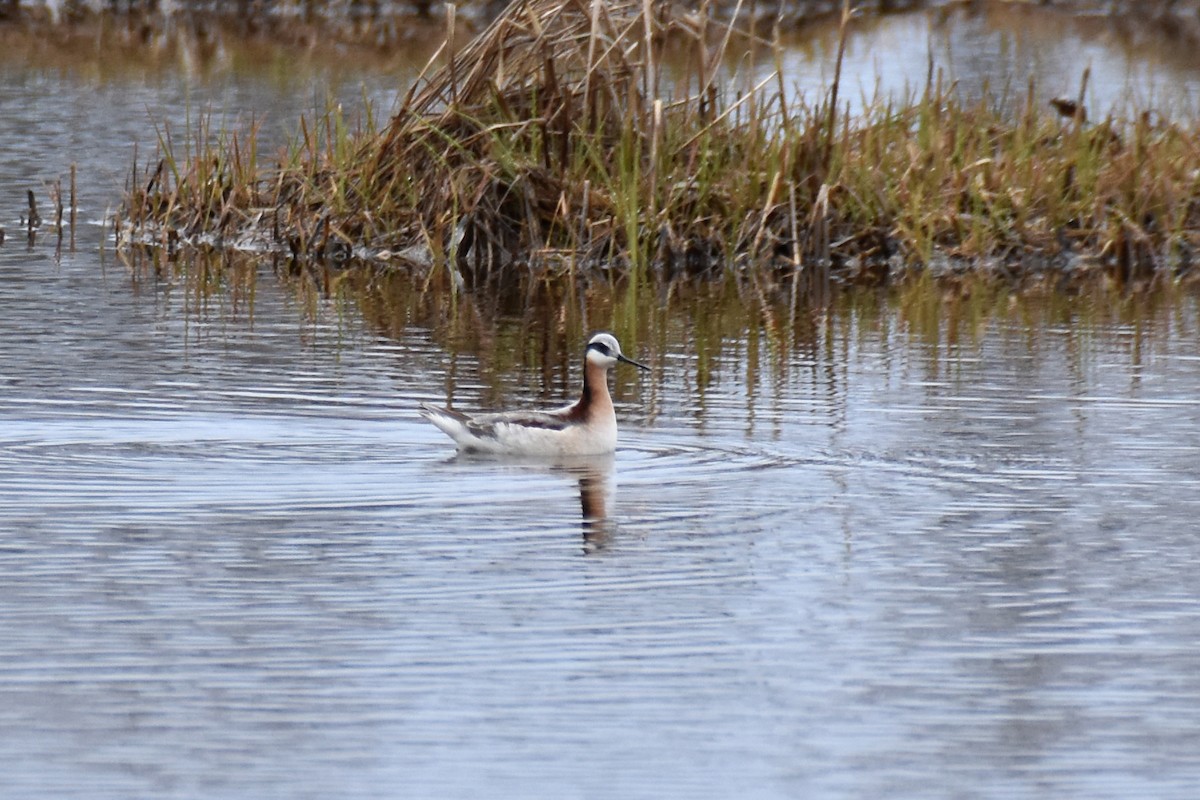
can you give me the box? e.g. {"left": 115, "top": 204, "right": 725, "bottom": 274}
{"left": 119, "top": 0, "right": 1200, "bottom": 295}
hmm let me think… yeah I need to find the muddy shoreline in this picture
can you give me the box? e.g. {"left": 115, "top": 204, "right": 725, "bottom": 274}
{"left": 3, "top": 0, "right": 1199, "bottom": 46}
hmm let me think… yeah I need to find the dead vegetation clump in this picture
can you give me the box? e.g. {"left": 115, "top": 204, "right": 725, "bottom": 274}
{"left": 275, "top": 0, "right": 839, "bottom": 287}
{"left": 123, "top": 0, "right": 845, "bottom": 288}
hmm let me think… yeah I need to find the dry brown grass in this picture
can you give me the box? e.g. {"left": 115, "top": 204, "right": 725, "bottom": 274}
{"left": 119, "top": 0, "right": 1200, "bottom": 296}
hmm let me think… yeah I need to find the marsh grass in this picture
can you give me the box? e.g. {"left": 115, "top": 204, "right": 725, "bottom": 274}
{"left": 120, "top": 0, "right": 1200, "bottom": 297}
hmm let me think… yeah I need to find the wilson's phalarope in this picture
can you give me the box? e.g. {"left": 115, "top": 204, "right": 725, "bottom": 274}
{"left": 419, "top": 332, "right": 650, "bottom": 456}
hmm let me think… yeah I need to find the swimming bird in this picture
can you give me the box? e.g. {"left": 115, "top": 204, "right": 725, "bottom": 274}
{"left": 419, "top": 332, "right": 650, "bottom": 456}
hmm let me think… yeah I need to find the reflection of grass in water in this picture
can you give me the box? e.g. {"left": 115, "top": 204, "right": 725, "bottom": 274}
{"left": 118, "top": 0, "right": 1200, "bottom": 301}
{"left": 122, "top": 241, "right": 1198, "bottom": 408}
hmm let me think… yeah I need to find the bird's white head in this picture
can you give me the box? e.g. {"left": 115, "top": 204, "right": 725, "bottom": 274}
{"left": 586, "top": 332, "right": 650, "bottom": 372}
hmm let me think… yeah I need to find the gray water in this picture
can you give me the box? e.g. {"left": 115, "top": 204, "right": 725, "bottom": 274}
{"left": 768, "top": 4, "right": 1200, "bottom": 119}
{"left": 4, "top": 9, "right": 1200, "bottom": 799}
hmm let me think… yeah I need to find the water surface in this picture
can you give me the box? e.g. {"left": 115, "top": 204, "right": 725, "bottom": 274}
{"left": 763, "top": 4, "right": 1200, "bottom": 119}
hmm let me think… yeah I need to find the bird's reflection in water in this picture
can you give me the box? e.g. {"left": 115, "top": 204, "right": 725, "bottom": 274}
{"left": 552, "top": 453, "right": 617, "bottom": 553}
{"left": 445, "top": 452, "right": 618, "bottom": 552}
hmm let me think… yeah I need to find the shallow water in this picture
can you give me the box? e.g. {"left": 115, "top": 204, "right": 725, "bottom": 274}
{"left": 762, "top": 3, "right": 1200, "bottom": 119}
{"left": 4, "top": 8, "right": 1200, "bottom": 799}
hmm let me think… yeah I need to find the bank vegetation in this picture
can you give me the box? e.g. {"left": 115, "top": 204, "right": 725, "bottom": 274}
{"left": 118, "top": 0, "right": 1200, "bottom": 295}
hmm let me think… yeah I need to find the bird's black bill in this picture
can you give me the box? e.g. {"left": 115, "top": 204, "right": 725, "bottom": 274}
{"left": 618, "top": 354, "right": 651, "bottom": 371}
